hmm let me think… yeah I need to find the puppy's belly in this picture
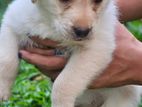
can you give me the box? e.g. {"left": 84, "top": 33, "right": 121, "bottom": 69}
{"left": 75, "top": 90, "right": 104, "bottom": 107}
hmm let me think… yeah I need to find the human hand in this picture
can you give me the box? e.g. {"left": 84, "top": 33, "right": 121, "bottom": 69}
{"left": 20, "top": 22, "right": 142, "bottom": 88}
{"left": 20, "top": 37, "right": 67, "bottom": 81}
{"left": 89, "top": 22, "right": 142, "bottom": 89}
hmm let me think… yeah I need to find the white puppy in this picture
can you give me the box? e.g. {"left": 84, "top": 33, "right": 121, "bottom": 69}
{"left": 0, "top": 0, "right": 141, "bottom": 107}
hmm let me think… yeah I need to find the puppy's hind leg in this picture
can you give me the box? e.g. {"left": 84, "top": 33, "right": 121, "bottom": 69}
{"left": 101, "top": 86, "right": 141, "bottom": 107}
{"left": 0, "top": 25, "right": 19, "bottom": 101}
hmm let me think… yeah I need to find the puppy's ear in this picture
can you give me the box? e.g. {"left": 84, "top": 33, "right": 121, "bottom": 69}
{"left": 31, "top": 0, "right": 38, "bottom": 3}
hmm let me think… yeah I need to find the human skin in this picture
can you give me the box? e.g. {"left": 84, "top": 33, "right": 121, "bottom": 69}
{"left": 20, "top": 0, "right": 142, "bottom": 88}
{"left": 118, "top": 0, "right": 142, "bottom": 22}
{"left": 89, "top": 22, "right": 142, "bottom": 88}
{"left": 90, "top": 0, "right": 142, "bottom": 88}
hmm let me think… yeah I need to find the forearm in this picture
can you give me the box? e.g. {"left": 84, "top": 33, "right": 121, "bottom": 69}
{"left": 89, "top": 23, "right": 142, "bottom": 88}
{"left": 131, "top": 42, "right": 142, "bottom": 85}
{"left": 118, "top": 0, "right": 142, "bottom": 22}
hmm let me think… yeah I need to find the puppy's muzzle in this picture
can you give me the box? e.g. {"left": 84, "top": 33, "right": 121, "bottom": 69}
{"left": 72, "top": 27, "right": 92, "bottom": 41}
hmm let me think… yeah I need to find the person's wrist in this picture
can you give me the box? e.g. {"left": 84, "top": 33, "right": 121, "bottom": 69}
{"left": 130, "top": 40, "right": 142, "bottom": 85}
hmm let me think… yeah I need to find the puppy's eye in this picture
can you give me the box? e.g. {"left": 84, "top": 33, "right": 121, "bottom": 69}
{"left": 94, "top": 0, "right": 103, "bottom": 4}
{"left": 59, "top": 0, "right": 71, "bottom": 3}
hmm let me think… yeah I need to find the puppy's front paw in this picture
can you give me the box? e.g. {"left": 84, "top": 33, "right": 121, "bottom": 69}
{"left": 0, "top": 89, "right": 11, "bottom": 101}
{"left": 0, "top": 84, "right": 11, "bottom": 101}
{"left": 0, "top": 91, "right": 10, "bottom": 101}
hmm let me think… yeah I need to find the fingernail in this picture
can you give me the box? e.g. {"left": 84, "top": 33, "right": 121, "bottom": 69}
{"left": 54, "top": 49, "right": 64, "bottom": 56}
{"left": 26, "top": 33, "right": 31, "bottom": 38}
{"left": 18, "top": 52, "right": 22, "bottom": 59}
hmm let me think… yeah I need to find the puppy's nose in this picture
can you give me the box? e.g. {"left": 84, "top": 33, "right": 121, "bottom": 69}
{"left": 73, "top": 27, "right": 91, "bottom": 38}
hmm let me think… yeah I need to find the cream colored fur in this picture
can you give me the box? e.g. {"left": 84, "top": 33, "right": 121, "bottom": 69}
{"left": 0, "top": 0, "right": 141, "bottom": 107}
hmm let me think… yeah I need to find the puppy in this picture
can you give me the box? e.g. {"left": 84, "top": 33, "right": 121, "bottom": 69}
{"left": 0, "top": 0, "right": 141, "bottom": 107}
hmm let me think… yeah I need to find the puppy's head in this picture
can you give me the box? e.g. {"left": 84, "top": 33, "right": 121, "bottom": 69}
{"left": 33, "top": 0, "right": 115, "bottom": 44}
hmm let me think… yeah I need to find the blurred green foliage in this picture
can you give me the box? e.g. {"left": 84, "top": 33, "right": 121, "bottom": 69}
{"left": 0, "top": 0, "right": 142, "bottom": 107}
{"left": 126, "top": 20, "right": 142, "bottom": 41}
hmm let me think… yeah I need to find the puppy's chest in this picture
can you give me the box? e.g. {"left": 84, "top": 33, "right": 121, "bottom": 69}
{"left": 17, "top": 24, "right": 62, "bottom": 48}
{"left": 16, "top": 23, "right": 56, "bottom": 40}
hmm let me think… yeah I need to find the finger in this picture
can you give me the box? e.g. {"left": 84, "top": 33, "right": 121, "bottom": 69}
{"left": 20, "top": 50, "right": 67, "bottom": 70}
{"left": 31, "top": 37, "right": 58, "bottom": 48}
{"left": 25, "top": 47, "right": 55, "bottom": 56}
{"left": 36, "top": 66, "right": 60, "bottom": 81}
{"left": 88, "top": 71, "right": 127, "bottom": 89}
{"left": 89, "top": 75, "right": 110, "bottom": 89}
